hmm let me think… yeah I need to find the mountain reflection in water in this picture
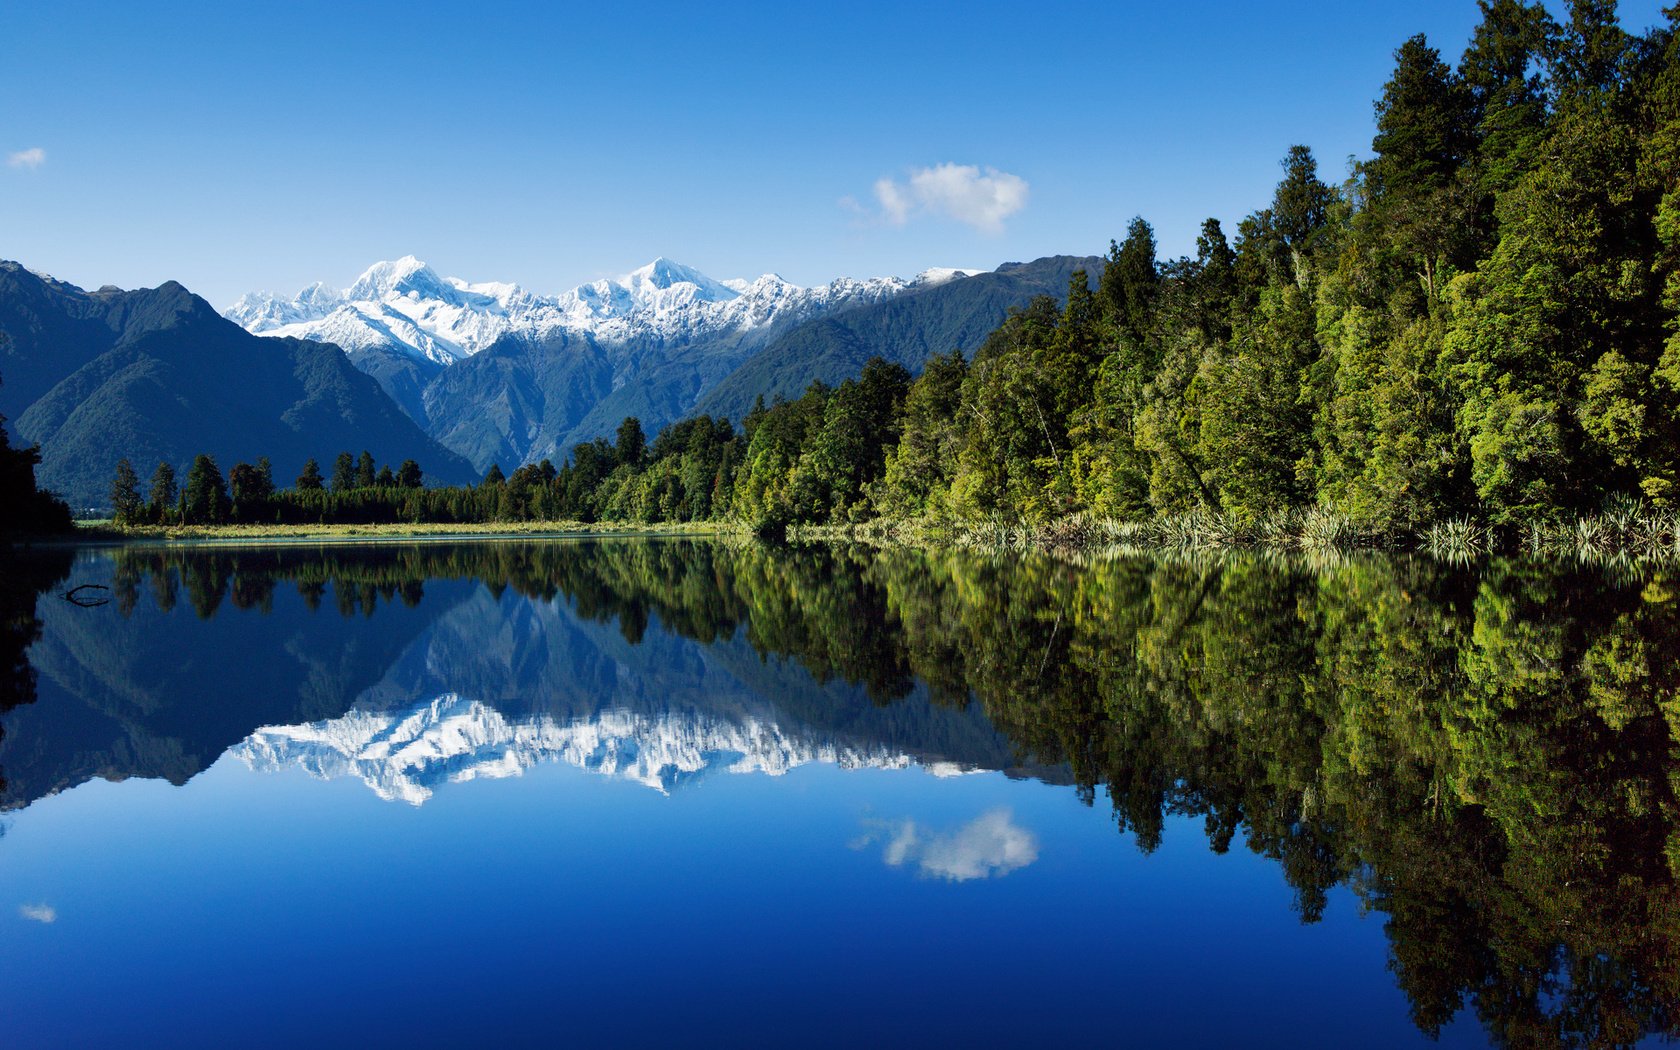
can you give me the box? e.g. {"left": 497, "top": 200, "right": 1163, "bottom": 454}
{"left": 1, "top": 538, "right": 1676, "bottom": 1048}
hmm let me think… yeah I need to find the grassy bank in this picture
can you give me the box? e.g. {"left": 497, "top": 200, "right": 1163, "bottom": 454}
{"left": 71, "top": 519, "right": 738, "bottom": 543}
{"left": 47, "top": 504, "right": 1680, "bottom": 566}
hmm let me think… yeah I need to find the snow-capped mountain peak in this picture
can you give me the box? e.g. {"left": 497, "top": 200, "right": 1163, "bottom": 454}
{"left": 223, "top": 256, "right": 977, "bottom": 370}
{"left": 346, "top": 255, "right": 454, "bottom": 304}
{"left": 914, "top": 266, "right": 984, "bottom": 287}
{"left": 623, "top": 257, "right": 737, "bottom": 301}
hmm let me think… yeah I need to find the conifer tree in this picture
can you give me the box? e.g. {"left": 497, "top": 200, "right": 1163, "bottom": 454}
{"left": 331, "top": 452, "right": 355, "bottom": 493}
{"left": 183, "top": 455, "right": 230, "bottom": 524}
{"left": 147, "top": 461, "right": 178, "bottom": 519}
{"left": 616, "top": 417, "right": 646, "bottom": 468}
{"left": 109, "top": 458, "right": 142, "bottom": 524}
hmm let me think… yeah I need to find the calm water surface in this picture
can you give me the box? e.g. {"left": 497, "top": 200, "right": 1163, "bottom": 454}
{"left": 0, "top": 539, "right": 1674, "bottom": 1049}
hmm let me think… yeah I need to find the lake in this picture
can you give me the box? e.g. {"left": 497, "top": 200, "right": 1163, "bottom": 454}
{"left": 0, "top": 538, "right": 1674, "bottom": 1048}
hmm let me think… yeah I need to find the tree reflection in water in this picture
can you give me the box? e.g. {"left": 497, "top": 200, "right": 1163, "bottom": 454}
{"left": 9, "top": 538, "right": 1678, "bottom": 1047}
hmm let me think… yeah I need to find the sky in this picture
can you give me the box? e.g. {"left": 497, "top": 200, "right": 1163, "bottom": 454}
{"left": 1, "top": 0, "right": 1672, "bottom": 307}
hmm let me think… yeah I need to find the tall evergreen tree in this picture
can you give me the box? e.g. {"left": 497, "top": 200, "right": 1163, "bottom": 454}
{"left": 109, "top": 459, "right": 142, "bottom": 524}
{"left": 1098, "top": 217, "right": 1161, "bottom": 345}
{"left": 1273, "top": 145, "right": 1335, "bottom": 267}
{"left": 331, "top": 452, "right": 355, "bottom": 493}
{"left": 147, "top": 461, "right": 178, "bottom": 518}
{"left": 1370, "top": 35, "right": 1475, "bottom": 199}
{"left": 183, "top": 455, "right": 230, "bottom": 524}
{"left": 616, "top": 417, "right": 647, "bottom": 467}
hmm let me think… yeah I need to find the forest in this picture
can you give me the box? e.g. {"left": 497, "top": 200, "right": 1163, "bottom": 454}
{"left": 104, "top": 3, "right": 1680, "bottom": 543}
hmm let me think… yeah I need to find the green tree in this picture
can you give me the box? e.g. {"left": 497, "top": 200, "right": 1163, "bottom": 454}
{"left": 873, "top": 350, "right": 969, "bottom": 517}
{"left": 147, "top": 461, "right": 178, "bottom": 520}
{"left": 109, "top": 458, "right": 143, "bottom": 524}
{"left": 356, "top": 450, "right": 376, "bottom": 488}
{"left": 1272, "top": 145, "right": 1335, "bottom": 273}
{"left": 297, "top": 459, "right": 324, "bottom": 491}
{"left": 1098, "top": 216, "right": 1161, "bottom": 345}
{"left": 331, "top": 452, "right": 355, "bottom": 493}
{"left": 1458, "top": 0, "right": 1555, "bottom": 202}
{"left": 397, "top": 459, "right": 423, "bottom": 488}
{"left": 182, "top": 455, "right": 230, "bottom": 524}
{"left": 1367, "top": 34, "right": 1479, "bottom": 300}
{"left": 616, "top": 417, "right": 646, "bottom": 468}
{"left": 228, "top": 461, "right": 273, "bottom": 512}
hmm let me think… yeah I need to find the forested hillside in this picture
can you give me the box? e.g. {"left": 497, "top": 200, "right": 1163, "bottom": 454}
{"left": 0, "top": 265, "right": 476, "bottom": 507}
{"left": 529, "top": 1, "right": 1680, "bottom": 535}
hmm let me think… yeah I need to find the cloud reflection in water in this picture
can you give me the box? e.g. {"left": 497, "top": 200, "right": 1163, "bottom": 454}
{"left": 854, "top": 808, "right": 1039, "bottom": 882}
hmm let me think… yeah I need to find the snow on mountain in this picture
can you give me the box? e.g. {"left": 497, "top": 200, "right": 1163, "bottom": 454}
{"left": 224, "top": 255, "right": 972, "bottom": 366}
{"left": 914, "top": 266, "right": 986, "bottom": 286}
{"left": 232, "top": 693, "right": 954, "bottom": 805}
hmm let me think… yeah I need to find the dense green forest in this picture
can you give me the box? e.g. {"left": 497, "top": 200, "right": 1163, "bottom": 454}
{"left": 596, "top": 1, "right": 1680, "bottom": 536}
{"left": 532, "top": 1, "right": 1680, "bottom": 537}
{"left": 108, "top": 3, "right": 1680, "bottom": 543}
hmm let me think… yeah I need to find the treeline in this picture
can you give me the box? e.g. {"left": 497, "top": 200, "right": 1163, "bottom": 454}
{"left": 110, "top": 449, "right": 444, "bottom": 526}
{"left": 539, "top": 2, "right": 1680, "bottom": 536}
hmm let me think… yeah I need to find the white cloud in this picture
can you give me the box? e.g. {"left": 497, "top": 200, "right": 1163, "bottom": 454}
{"left": 19, "top": 903, "right": 56, "bottom": 923}
{"left": 7, "top": 147, "right": 45, "bottom": 170}
{"left": 853, "top": 808, "right": 1039, "bottom": 882}
{"left": 851, "top": 163, "right": 1029, "bottom": 234}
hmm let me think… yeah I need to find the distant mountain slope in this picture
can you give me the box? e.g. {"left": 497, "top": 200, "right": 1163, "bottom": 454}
{"left": 0, "top": 262, "right": 475, "bottom": 507}
{"left": 695, "top": 255, "right": 1101, "bottom": 422}
{"left": 421, "top": 330, "right": 613, "bottom": 473}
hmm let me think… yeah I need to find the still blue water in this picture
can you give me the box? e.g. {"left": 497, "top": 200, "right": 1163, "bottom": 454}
{"left": 0, "top": 539, "right": 1670, "bottom": 1048}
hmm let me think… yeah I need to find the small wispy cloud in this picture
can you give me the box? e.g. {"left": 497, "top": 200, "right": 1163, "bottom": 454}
{"left": 845, "top": 163, "right": 1029, "bottom": 234}
{"left": 7, "top": 147, "right": 46, "bottom": 170}
{"left": 19, "top": 903, "right": 57, "bottom": 923}
{"left": 852, "top": 808, "right": 1039, "bottom": 882}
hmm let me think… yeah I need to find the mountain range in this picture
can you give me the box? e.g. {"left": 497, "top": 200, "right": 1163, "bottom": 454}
{"left": 227, "top": 254, "right": 1100, "bottom": 473}
{"left": 0, "top": 251, "right": 1098, "bottom": 507}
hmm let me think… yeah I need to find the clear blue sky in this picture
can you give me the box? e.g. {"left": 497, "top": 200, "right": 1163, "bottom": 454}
{"left": 1, "top": 1, "right": 1670, "bottom": 306}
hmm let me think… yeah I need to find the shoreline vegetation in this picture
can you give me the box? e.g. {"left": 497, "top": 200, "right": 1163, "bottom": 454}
{"left": 35, "top": 503, "right": 1679, "bottom": 567}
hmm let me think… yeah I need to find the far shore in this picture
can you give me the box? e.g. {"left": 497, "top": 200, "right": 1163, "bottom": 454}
{"left": 23, "top": 519, "right": 738, "bottom": 547}
{"left": 6, "top": 505, "right": 1677, "bottom": 565}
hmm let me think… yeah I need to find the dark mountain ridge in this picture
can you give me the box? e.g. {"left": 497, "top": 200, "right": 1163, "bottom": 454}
{"left": 695, "top": 254, "right": 1101, "bottom": 423}
{"left": 0, "top": 262, "right": 476, "bottom": 507}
